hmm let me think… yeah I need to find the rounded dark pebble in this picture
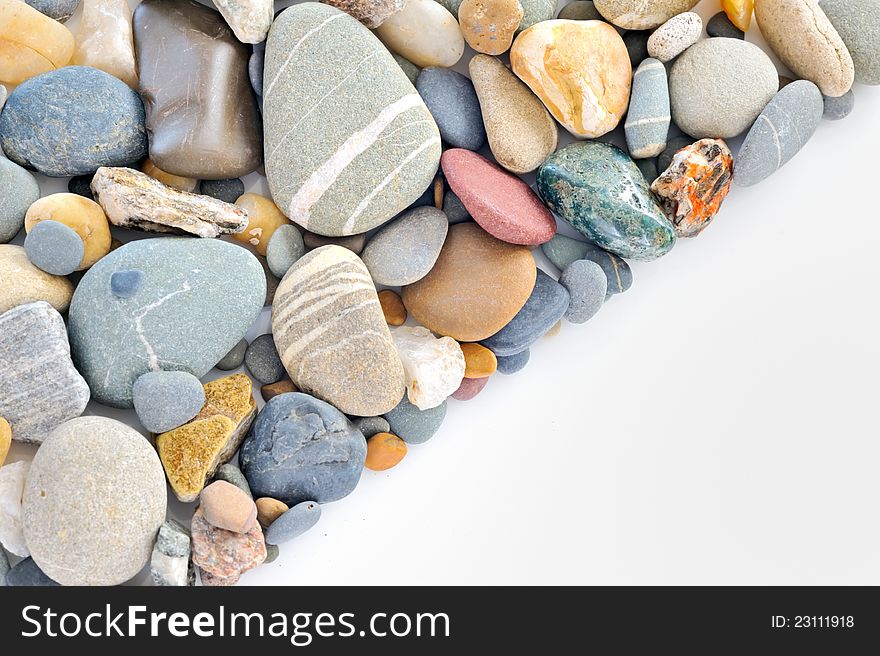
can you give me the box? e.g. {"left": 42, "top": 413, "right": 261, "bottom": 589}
{"left": 244, "top": 334, "right": 285, "bottom": 384}
{"left": 200, "top": 178, "right": 245, "bottom": 203}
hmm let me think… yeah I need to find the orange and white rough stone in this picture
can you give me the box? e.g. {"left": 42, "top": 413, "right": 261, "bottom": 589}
{"left": 510, "top": 19, "right": 632, "bottom": 138}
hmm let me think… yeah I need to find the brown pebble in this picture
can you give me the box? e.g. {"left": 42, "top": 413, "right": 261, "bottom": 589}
{"left": 0, "top": 416, "right": 11, "bottom": 467}
{"left": 260, "top": 378, "right": 298, "bottom": 402}
{"left": 460, "top": 342, "right": 497, "bottom": 378}
{"left": 255, "top": 497, "right": 289, "bottom": 529}
{"left": 434, "top": 176, "right": 443, "bottom": 209}
{"left": 378, "top": 289, "right": 407, "bottom": 326}
{"left": 200, "top": 480, "right": 258, "bottom": 534}
{"left": 365, "top": 432, "right": 407, "bottom": 471}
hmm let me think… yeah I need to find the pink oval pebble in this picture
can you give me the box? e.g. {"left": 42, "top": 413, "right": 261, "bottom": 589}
{"left": 441, "top": 149, "right": 557, "bottom": 246}
{"left": 451, "top": 375, "right": 489, "bottom": 401}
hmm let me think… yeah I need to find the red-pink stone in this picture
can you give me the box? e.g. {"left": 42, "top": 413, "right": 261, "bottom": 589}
{"left": 441, "top": 149, "right": 556, "bottom": 246}
{"left": 191, "top": 507, "right": 266, "bottom": 586}
{"left": 451, "top": 375, "right": 489, "bottom": 401}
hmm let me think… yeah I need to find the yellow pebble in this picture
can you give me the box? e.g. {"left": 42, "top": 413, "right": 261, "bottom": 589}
{"left": 0, "top": 0, "right": 75, "bottom": 86}
{"left": 0, "top": 416, "right": 11, "bottom": 466}
{"left": 25, "top": 193, "right": 111, "bottom": 270}
{"left": 378, "top": 289, "right": 407, "bottom": 326}
{"left": 255, "top": 497, "right": 289, "bottom": 528}
{"left": 233, "top": 193, "right": 290, "bottom": 256}
{"left": 365, "top": 432, "right": 407, "bottom": 471}
{"left": 722, "top": 0, "right": 754, "bottom": 32}
{"left": 460, "top": 342, "right": 497, "bottom": 378}
{"left": 142, "top": 158, "right": 198, "bottom": 192}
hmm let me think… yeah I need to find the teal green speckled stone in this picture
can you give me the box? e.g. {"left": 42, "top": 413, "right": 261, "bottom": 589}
{"left": 536, "top": 141, "right": 676, "bottom": 261}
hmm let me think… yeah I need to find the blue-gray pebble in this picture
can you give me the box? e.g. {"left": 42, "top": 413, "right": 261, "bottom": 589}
{"left": 495, "top": 349, "right": 530, "bottom": 375}
{"left": 215, "top": 338, "right": 248, "bottom": 370}
{"left": 200, "top": 178, "right": 245, "bottom": 203}
{"left": 706, "top": 12, "right": 744, "bottom": 39}
{"left": 110, "top": 269, "right": 144, "bottom": 298}
{"left": 383, "top": 396, "right": 446, "bottom": 445}
{"left": 266, "top": 223, "right": 305, "bottom": 279}
{"left": 361, "top": 206, "right": 448, "bottom": 286}
{"left": 481, "top": 270, "right": 570, "bottom": 356}
{"left": 132, "top": 370, "right": 205, "bottom": 434}
{"left": 353, "top": 416, "right": 391, "bottom": 438}
{"left": 0, "top": 157, "right": 40, "bottom": 243}
{"left": 25, "top": 0, "right": 79, "bottom": 21}
{"left": 560, "top": 260, "right": 607, "bottom": 324}
{"left": 24, "top": 220, "right": 84, "bottom": 276}
{"left": 214, "top": 463, "right": 252, "bottom": 499}
{"left": 442, "top": 190, "right": 470, "bottom": 224}
{"left": 822, "top": 90, "right": 855, "bottom": 120}
{"left": 5, "top": 557, "right": 60, "bottom": 586}
{"left": 239, "top": 392, "right": 367, "bottom": 505}
{"left": 265, "top": 501, "right": 321, "bottom": 545}
{"left": 542, "top": 234, "right": 632, "bottom": 298}
{"left": 416, "top": 67, "right": 486, "bottom": 151}
{"left": 244, "top": 334, "right": 285, "bottom": 385}
{"left": 0, "top": 67, "right": 147, "bottom": 177}
{"left": 625, "top": 58, "right": 670, "bottom": 159}
{"left": 249, "top": 42, "right": 265, "bottom": 96}
{"left": 735, "top": 80, "right": 824, "bottom": 187}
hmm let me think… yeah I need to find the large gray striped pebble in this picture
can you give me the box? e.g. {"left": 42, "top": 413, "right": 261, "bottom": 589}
{"left": 263, "top": 4, "right": 441, "bottom": 237}
{"left": 735, "top": 80, "right": 824, "bottom": 187}
{"left": 272, "top": 245, "right": 405, "bottom": 416}
{"left": 625, "top": 58, "right": 670, "bottom": 159}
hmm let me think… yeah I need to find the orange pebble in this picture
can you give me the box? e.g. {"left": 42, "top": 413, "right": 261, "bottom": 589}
{"left": 459, "top": 342, "right": 497, "bottom": 378}
{"left": 365, "top": 432, "right": 407, "bottom": 471}
{"left": 0, "top": 416, "right": 11, "bottom": 467}
{"left": 378, "top": 289, "right": 407, "bottom": 326}
{"left": 722, "top": 0, "right": 754, "bottom": 32}
{"left": 433, "top": 176, "right": 443, "bottom": 209}
{"left": 261, "top": 378, "right": 297, "bottom": 402}
{"left": 255, "top": 497, "right": 289, "bottom": 528}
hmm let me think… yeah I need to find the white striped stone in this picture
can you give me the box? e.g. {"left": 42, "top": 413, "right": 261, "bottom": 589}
{"left": 625, "top": 58, "right": 670, "bottom": 159}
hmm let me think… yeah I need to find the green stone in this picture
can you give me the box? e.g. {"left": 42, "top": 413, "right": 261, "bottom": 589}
{"left": 536, "top": 142, "right": 676, "bottom": 261}
{"left": 392, "top": 54, "right": 421, "bottom": 85}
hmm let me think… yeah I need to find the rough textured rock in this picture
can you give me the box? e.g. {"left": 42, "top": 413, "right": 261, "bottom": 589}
{"left": 0, "top": 66, "right": 147, "bottom": 176}
{"left": 593, "top": 0, "right": 699, "bottom": 29}
{"left": 0, "top": 460, "right": 29, "bottom": 556}
{"left": 22, "top": 416, "right": 167, "bottom": 586}
{"left": 0, "top": 0, "right": 74, "bottom": 86}
{"left": 391, "top": 325, "right": 465, "bottom": 410}
{"left": 156, "top": 373, "right": 257, "bottom": 503}
{"left": 401, "top": 222, "right": 536, "bottom": 341}
{"left": 133, "top": 0, "right": 263, "bottom": 178}
{"left": 374, "top": 0, "right": 464, "bottom": 67}
{"left": 0, "top": 302, "right": 89, "bottom": 444}
{"left": 625, "top": 58, "right": 670, "bottom": 159}
{"left": 647, "top": 11, "right": 701, "bottom": 63}
{"left": 0, "top": 158, "right": 40, "bottom": 244}
{"left": 383, "top": 396, "right": 446, "bottom": 444}
{"left": 71, "top": 0, "right": 138, "bottom": 88}
{"left": 469, "top": 54, "right": 557, "bottom": 174}
{"left": 150, "top": 520, "right": 195, "bottom": 587}
{"left": 320, "top": 0, "right": 405, "bottom": 28}
{"left": 510, "top": 19, "right": 631, "bottom": 138}
{"left": 0, "top": 245, "right": 73, "bottom": 314}
{"left": 652, "top": 139, "right": 734, "bottom": 238}
{"left": 264, "top": 500, "right": 321, "bottom": 544}
{"left": 264, "top": 4, "right": 440, "bottom": 237}
{"left": 272, "top": 245, "right": 405, "bottom": 417}
{"left": 91, "top": 167, "right": 247, "bottom": 238}
{"left": 69, "top": 238, "right": 265, "bottom": 408}
{"left": 820, "top": 0, "right": 880, "bottom": 86}
{"left": 239, "top": 392, "right": 368, "bottom": 505}
{"left": 212, "top": 0, "right": 273, "bottom": 43}
{"left": 191, "top": 506, "right": 265, "bottom": 586}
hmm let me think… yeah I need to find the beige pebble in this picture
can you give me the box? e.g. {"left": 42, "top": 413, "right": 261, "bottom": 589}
{"left": 142, "top": 158, "right": 198, "bottom": 192}
{"left": 0, "top": 244, "right": 74, "bottom": 315}
{"left": 374, "top": 0, "right": 464, "bottom": 68}
{"left": 255, "top": 497, "right": 289, "bottom": 529}
{"left": 200, "top": 480, "right": 258, "bottom": 534}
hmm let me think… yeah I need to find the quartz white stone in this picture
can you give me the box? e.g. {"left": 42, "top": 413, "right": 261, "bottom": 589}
{"left": 213, "top": 0, "right": 273, "bottom": 44}
{"left": 72, "top": 0, "right": 139, "bottom": 88}
{"left": 391, "top": 326, "right": 465, "bottom": 410}
{"left": 0, "top": 460, "right": 30, "bottom": 557}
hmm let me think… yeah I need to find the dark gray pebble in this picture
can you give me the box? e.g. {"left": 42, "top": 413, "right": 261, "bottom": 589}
{"left": 823, "top": 90, "right": 855, "bottom": 120}
{"left": 495, "top": 349, "right": 530, "bottom": 375}
{"left": 6, "top": 557, "right": 60, "bottom": 586}
{"left": 200, "top": 178, "right": 245, "bottom": 203}
{"left": 384, "top": 396, "right": 446, "bottom": 445}
{"left": 706, "top": 12, "right": 745, "bottom": 39}
{"left": 216, "top": 338, "right": 248, "bottom": 370}
{"left": 214, "top": 463, "right": 253, "bottom": 499}
{"left": 658, "top": 136, "right": 693, "bottom": 173}
{"left": 68, "top": 174, "right": 95, "bottom": 200}
{"left": 417, "top": 67, "right": 486, "bottom": 151}
{"left": 623, "top": 31, "right": 651, "bottom": 67}
{"left": 25, "top": 0, "right": 79, "bottom": 21}
{"left": 110, "top": 269, "right": 145, "bottom": 299}
{"left": 244, "top": 334, "right": 285, "bottom": 384}
{"left": 353, "top": 416, "right": 391, "bottom": 438}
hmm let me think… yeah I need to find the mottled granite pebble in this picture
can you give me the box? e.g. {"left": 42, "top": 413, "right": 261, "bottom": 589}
{"left": 150, "top": 520, "right": 195, "bottom": 586}
{"left": 191, "top": 506, "right": 265, "bottom": 586}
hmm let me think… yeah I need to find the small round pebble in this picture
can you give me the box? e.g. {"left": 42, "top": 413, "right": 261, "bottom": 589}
{"left": 451, "top": 376, "right": 488, "bottom": 401}
{"left": 266, "top": 224, "right": 305, "bottom": 279}
{"left": 110, "top": 269, "right": 144, "bottom": 299}
{"left": 264, "top": 543, "right": 280, "bottom": 564}
{"left": 365, "top": 433, "right": 408, "bottom": 471}
{"left": 648, "top": 12, "right": 702, "bottom": 63}
{"left": 201, "top": 480, "right": 258, "bottom": 534}
{"left": 200, "top": 178, "right": 245, "bottom": 203}
{"left": 823, "top": 90, "right": 855, "bottom": 121}
{"left": 378, "top": 289, "right": 407, "bottom": 326}
{"left": 265, "top": 501, "right": 321, "bottom": 545}
{"left": 362, "top": 206, "right": 448, "bottom": 286}
{"left": 67, "top": 174, "right": 95, "bottom": 200}
{"left": 214, "top": 464, "right": 253, "bottom": 499}
{"left": 560, "top": 260, "right": 608, "bottom": 324}
{"left": 460, "top": 342, "right": 497, "bottom": 378}
{"left": 416, "top": 67, "right": 486, "bottom": 150}
{"left": 5, "top": 557, "right": 59, "bottom": 587}
{"left": 558, "top": 1, "right": 601, "bottom": 20}
{"left": 353, "top": 416, "right": 391, "bottom": 438}
{"left": 256, "top": 497, "right": 289, "bottom": 528}
{"left": 23, "top": 220, "right": 84, "bottom": 276}
{"left": 623, "top": 31, "right": 651, "bottom": 67}
{"left": 706, "top": 11, "right": 744, "bottom": 39}
{"left": 216, "top": 338, "right": 248, "bottom": 370}
{"left": 496, "top": 349, "right": 530, "bottom": 375}
{"left": 244, "top": 334, "right": 285, "bottom": 385}
{"left": 384, "top": 396, "right": 446, "bottom": 445}
{"left": 132, "top": 371, "right": 206, "bottom": 434}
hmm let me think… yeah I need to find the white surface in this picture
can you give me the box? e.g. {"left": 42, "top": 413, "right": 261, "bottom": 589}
{"left": 5, "top": 0, "right": 880, "bottom": 586}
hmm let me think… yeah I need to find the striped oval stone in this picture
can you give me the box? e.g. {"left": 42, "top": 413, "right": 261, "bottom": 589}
{"left": 272, "top": 245, "right": 405, "bottom": 417}
{"left": 625, "top": 58, "right": 670, "bottom": 159}
{"left": 263, "top": 4, "right": 441, "bottom": 237}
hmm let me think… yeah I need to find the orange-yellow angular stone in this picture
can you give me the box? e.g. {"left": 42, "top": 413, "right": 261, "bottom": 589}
{"left": 365, "top": 432, "right": 407, "bottom": 471}
{"left": 0, "top": 0, "right": 75, "bottom": 86}
{"left": 460, "top": 342, "right": 497, "bottom": 378}
{"left": 723, "top": 0, "right": 754, "bottom": 32}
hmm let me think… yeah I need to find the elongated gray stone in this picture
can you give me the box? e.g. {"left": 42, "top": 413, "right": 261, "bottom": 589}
{"left": 272, "top": 245, "right": 405, "bottom": 416}
{"left": 91, "top": 167, "right": 248, "bottom": 238}
{"left": 0, "top": 302, "right": 90, "bottom": 444}
{"left": 263, "top": 4, "right": 440, "bottom": 237}
{"left": 133, "top": 0, "right": 263, "bottom": 178}
{"left": 625, "top": 58, "right": 669, "bottom": 159}
{"left": 734, "top": 80, "right": 824, "bottom": 187}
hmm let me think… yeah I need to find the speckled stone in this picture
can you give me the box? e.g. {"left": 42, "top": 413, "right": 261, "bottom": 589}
{"left": 823, "top": 89, "right": 855, "bottom": 120}
{"left": 132, "top": 370, "right": 205, "bottom": 433}
{"left": 594, "top": 0, "right": 699, "bottom": 29}
{"left": 239, "top": 392, "right": 368, "bottom": 505}
{"left": 244, "top": 334, "right": 285, "bottom": 385}
{"left": 706, "top": 11, "right": 744, "bottom": 38}
{"left": 23, "top": 220, "right": 84, "bottom": 276}
{"left": 495, "top": 348, "right": 530, "bottom": 374}
{"left": 558, "top": 1, "right": 600, "bottom": 20}
{"left": 265, "top": 500, "right": 321, "bottom": 545}
{"left": 820, "top": 0, "right": 880, "bottom": 86}
{"left": 459, "top": 0, "right": 523, "bottom": 55}
{"left": 25, "top": 0, "right": 79, "bottom": 21}
{"left": 625, "top": 58, "right": 670, "bottom": 159}
{"left": 265, "top": 224, "right": 305, "bottom": 279}
{"left": 200, "top": 179, "right": 245, "bottom": 204}
{"left": 669, "top": 38, "right": 779, "bottom": 139}
{"left": 211, "top": 0, "right": 273, "bottom": 43}
{"left": 69, "top": 237, "right": 265, "bottom": 408}
{"left": 540, "top": 235, "right": 632, "bottom": 297}
{"left": 22, "top": 416, "right": 167, "bottom": 586}
{"left": 647, "top": 12, "right": 702, "bottom": 63}
{"left": 0, "top": 66, "right": 147, "bottom": 177}
{"left": 560, "top": 259, "right": 606, "bottom": 324}
{"left": 0, "top": 302, "right": 89, "bottom": 444}
{"left": 216, "top": 338, "right": 248, "bottom": 370}
{"left": 191, "top": 506, "right": 265, "bottom": 586}
{"left": 362, "top": 206, "right": 448, "bottom": 286}
{"left": 5, "top": 557, "right": 59, "bottom": 586}
{"left": 0, "top": 158, "right": 40, "bottom": 243}
{"left": 201, "top": 480, "right": 258, "bottom": 533}
{"left": 0, "top": 245, "right": 73, "bottom": 315}
{"left": 392, "top": 53, "right": 421, "bottom": 84}
{"left": 518, "top": 0, "right": 557, "bottom": 30}
{"left": 383, "top": 395, "right": 446, "bottom": 444}
{"left": 150, "top": 520, "right": 195, "bottom": 587}
{"left": 353, "top": 416, "right": 391, "bottom": 438}
{"left": 537, "top": 141, "right": 676, "bottom": 261}
{"left": 623, "top": 30, "right": 650, "bottom": 66}
{"left": 735, "top": 80, "right": 824, "bottom": 187}
{"left": 416, "top": 67, "right": 486, "bottom": 150}
{"left": 481, "top": 270, "right": 569, "bottom": 356}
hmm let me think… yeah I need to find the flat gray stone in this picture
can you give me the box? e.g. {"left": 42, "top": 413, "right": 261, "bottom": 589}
{"left": 495, "top": 349, "right": 530, "bottom": 375}
{"left": 823, "top": 90, "right": 855, "bottom": 120}
{"left": 352, "top": 416, "right": 390, "bottom": 438}
{"left": 216, "top": 338, "right": 248, "bottom": 371}
{"left": 362, "top": 206, "right": 448, "bottom": 286}
{"left": 151, "top": 520, "right": 195, "bottom": 586}
{"left": 244, "top": 334, "right": 285, "bottom": 385}
{"left": 23, "top": 220, "right": 83, "bottom": 276}
{"left": 265, "top": 500, "right": 321, "bottom": 545}
{"left": 132, "top": 371, "right": 206, "bottom": 434}
{"left": 416, "top": 67, "right": 486, "bottom": 151}
{"left": 5, "top": 557, "right": 59, "bottom": 586}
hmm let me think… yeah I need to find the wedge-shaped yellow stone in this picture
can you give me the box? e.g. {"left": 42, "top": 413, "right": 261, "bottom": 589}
{"left": 0, "top": 0, "right": 75, "bottom": 86}
{"left": 722, "top": 0, "right": 754, "bottom": 32}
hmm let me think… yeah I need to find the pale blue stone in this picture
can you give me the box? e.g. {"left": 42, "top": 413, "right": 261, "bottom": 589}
{"left": 625, "top": 58, "right": 670, "bottom": 159}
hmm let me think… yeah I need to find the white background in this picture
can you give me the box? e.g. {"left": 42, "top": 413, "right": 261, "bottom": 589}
{"left": 6, "top": 0, "right": 880, "bottom": 585}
